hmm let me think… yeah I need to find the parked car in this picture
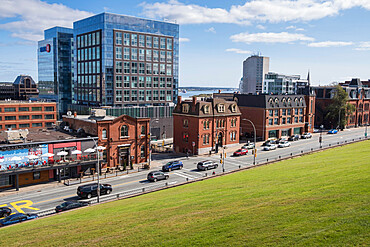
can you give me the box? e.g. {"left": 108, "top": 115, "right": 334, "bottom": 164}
{"left": 77, "top": 183, "right": 112, "bottom": 199}
{"left": 288, "top": 134, "right": 300, "bottom": 141}
{"left": 162, "top": 160, "right": 183, "bottom": 172}
{"left": 147, "top": 171, "right": 169, "bottom": 182}
{"left": 262, "top": 140, "right": 277, "bottom": 146}
{"left": 197, "top": 161, "right": 218, "bottom": 171}
{"left": 0, "top": 207, "right": 11, "bottom": 218}
{"left": 278, "top": 141, "right": 291, "bottom": 148}
{"left": 242, "top": 143, "right": 255, "bottom": 149}
{"left": 233, "top": 149, "right": 248, "bottom": 156}
{"left": 328, "top": 129, "right": 338, "bottom": 134}
{"left": 55, "top": 201, "right": 89, "bottom": 213}
{"left": 301, "top": 133, "right": 312, "bottom": 139}
{"left": 263, "top": 144, "right": 277, "bottom": 151}
{"left": 0, "top": 213, "right": 38, "bottom": 227}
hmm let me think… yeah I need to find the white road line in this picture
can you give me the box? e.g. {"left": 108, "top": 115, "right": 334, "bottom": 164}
{"left": 173, "top": 172, "right": 197, "bottom": 179}
{"left": 182, "top": 168, "right": 203, "bottom": 175}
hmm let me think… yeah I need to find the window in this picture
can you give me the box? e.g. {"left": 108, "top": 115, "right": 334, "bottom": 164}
{"left": 299, "top": 116, "right": 303, "bottom": 122}
{"left": 121, "top": 125, "right": 129, "bottom": 137}
{"left": 141, "top": 145, "right": 145, "bottom": 158}
{"left": 19, "top": 115, "right": 30, "bottom": 120}
{"left": 160, "top": 38, "right": 166, "bottom": 49}
{"left": 204, "top": 105, "right": 210, "bottom": 114}
{"left": 102, "top": 129, "right": 107, "bottom": 139}
{"left": 218, "top": 104, "right": 225, "bottom": 112}
{"left": 146, "top": 63, "right": 152, "bottom": 74}
{"left": 203, "top": 134, "right": 210, "bottom": 145}
{"left": 160, "top": 51, "right": 166, "bottom": 62}
{"left": 32, "top": 123, "right": 43, "bottom": 127}
{"left": 146, "top": 50, "right": 152, "bottom": 61}
{"left": 146, "top": 36, "right": 152, "bottom": 48}
{"left": 295, "top": 117, "right": 298, "bottom": 123}
{"left": 153, "top": 37, "right": 159, "bottom": 48}
{"left": 45, "top": 114, "right": 54, "bottom": 119}
{"left": 131, "top": 63, "right": 138, "bottom": 73}
{"left": 274, "top": 109, "right": 279, "bottom": 116}
{"left": 116, "top": 32, "right": 122, "bottom": 45}
{"left": 146, "top": 90, "right": 152, "bottom": 101}
{"left": 146, "top": 77, "right": 152, "bottom": 87}
{"left": 139, "top": 90, "right": 145, "bottom": 101}
{"left": 287, "top": 109, "right": 291, "bottom": 115}
{"left": 153, "top": 77, "right": 159, "bottom": 87}
{"left": 139, "top": 49, "right": 145, "bottom": 61}
{"left": 124, "top": 48, "right": 130, "bottom": 60}
{"left": 153, "top": 90, "right": 159, "bottom": 100}
{"left": 141, "top": 125, "right": 146, "bottom": 135}
{"left": 116, "top": 90, "right": 122, "bottom": 102}
{"left": 131, "top": 48, "right": 137, "bottom": 60}
{"left": 282, "top": 118, "right": 286, "bottom": 124}
{"left": 19, "top": 107, "right": 29, "bottom": 112}
{"left": 299, "top": 108, "right": 303, "bottom": 115}
{"left": 116, "top": 61, "right": 122, "bottom": 74}
{"left": 153, "top": 64, "right": 159, "bottom": 75}
{"left": 124, "top": 33, "right": 130, "bottom": 45}
{"left": 32, "top": 107, "right": 42, "bottom": 111}
{"left": 166, "top": 78, "right": 172, "bottom": 88}
{"left": 182, "top": 104, "right": 189, "bottom": 113}
{"left": 166, "top": 64, "right": 172, "bottom": 76}
{"left": 124, "top": 90, "right": 130, "bottom": 102}
{"left": 139, "top": 63, "right": 145, "bottom": 74}
{"left": 295, "top": 108, "right": 298, "bottom": 115}
{"left": 124, "top": 62, "right": 130, "bottom": 74}
{"left": 139, "top": 76, "right": 145, "bottom": 87}
{"left": 5, "top": 116, "right": 16, "bottom": 121}
{"left": 32, "top": 115, "right": 42, "bottom": 119}
{"left": 282, "top": 109, "right": 286, "bottom": 116}
{"left": 231, "top": 104, "right": 237, "bottom": 113}
{"left": 167, "top": 51, "right": 172, "bottom": 63}
{"left": 269, "top": 119, "right": 273, "bottom": 125}
{"left": 116, "top": 75, "right": 123, "bottom": 88}
{"left": 19, "top": 123, "right": 30, "bottom": 128}
{"left": 167, "top": 38, "right": 172, "bottom": 50}
{"left": 139, "top": 35, "right": 145, "bottom": 47}
{"left": 160, "top": 77, "right": 166, "bottom": 88}
{"left": 230, "top": 131, "right": 236, "bottom": 141}
{"left": 269, "top": 110, "right": 273, "bottom": 117}
{"left": 153, "top": 50, "right": 159, "bottom": 62}
{"left": 131, "top": 34, "right": 137, "bottom": 46}
{"left": 116, "top": 47, "right": 122, "bottom": 59}
{"left": 287, "top": 117, "right": 291, "bottom": 124}
{"left": 132, "top": 90, "right": 137, "bottom": 101}
{"left": 5, "top": 124, "right": 16, "bottom": 129}
{"left": 4, "top": 107, "right": 16, "bottom": 112}
{"left": 131, "top": 76, "right": 138, "bottom": 88}
{"left": 183, "top": 119, "right": 189, "bottom": 128}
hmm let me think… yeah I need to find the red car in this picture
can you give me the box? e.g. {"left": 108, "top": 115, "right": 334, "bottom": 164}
{"left": 233, "top": 149, "right": 248, "bottom": 156}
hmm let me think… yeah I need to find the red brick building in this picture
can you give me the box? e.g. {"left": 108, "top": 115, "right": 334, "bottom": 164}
{"left": 314, "top": 79, "right": 370, "bottom": 128}
{"left": 63, "top": 109, "right": 150, "bottom": 168}
{"left": 215, "top": 93, "right": 315, "bottom": 140}
{"left": 0, "top": 101, "right": 56, "bottom": 131}
{"left": 173, "top": 96, "right": 241, "bottom": 154}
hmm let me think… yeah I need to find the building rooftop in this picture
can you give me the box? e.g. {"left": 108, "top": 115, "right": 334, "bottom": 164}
{"left": 63, "top": 114, "right": 116, "bottom": 123}
{"left": 0, "top": 100, "right": 55, "bottom": 105}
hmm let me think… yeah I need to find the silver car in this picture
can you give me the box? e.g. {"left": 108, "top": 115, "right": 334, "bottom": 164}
{"left": 263, "top": 144, "right": 277, "bottom": 151}
{"left": 278, "top": 141, "right": 291, "bottom": 148}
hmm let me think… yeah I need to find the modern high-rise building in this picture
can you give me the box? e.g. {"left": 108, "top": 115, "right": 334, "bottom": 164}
{"left": 241, "top": 55, "right": 269, "bottom": 94}
{"left": 72, "top": 13, "right": 179, "bottom": 107}
{"left": 263, "top": 72, "right": 308, "bottom": 95}
{"left": 38, "top": 27, "right": 74, "bottom": 116}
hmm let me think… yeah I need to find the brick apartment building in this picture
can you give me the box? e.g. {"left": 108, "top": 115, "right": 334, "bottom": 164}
{"left": 0, "top": 101, "right": 56, "bottom": 131}
{"left": 314, "top": 78, "right": 370, "bottom": 128}
{"left": 63, "top": 109, "right": 150, "bottom": 168}
{"left": 173, "top": 96, "right": 241, "bottom": 155}
{"left": 214, "top": 93, "right": 315, "bottom": 140}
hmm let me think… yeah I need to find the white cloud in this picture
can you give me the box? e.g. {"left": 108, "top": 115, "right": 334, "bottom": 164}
{"left": 179, "top": 37, "right": 190, "bottom": 43}
{"left": 256, "top": 24, "right": 266, "bottom": 30}
{"left": 295, "top": 28, "right": 305, "bottom": 31}
{"left": 355, "top": 42, "right": 370, "bottom": 51}
{"left": 308, "top": 41, "right": 353, "bottom": 47}
{"left": 206, "top": 27, "right": 216, "bottom": 33}
{"left": 286, "top": 25, "right": 296, "bottom": 29}
{"left": 230, "top": 32, "right": 314, "bottom": 44}
{"left": 0, "top": 0, "right": 92, "bottom": 41}
{"left": 141, "top": 0, "right": 370, "bottom": 25}
{"left": 225, "top": 48, "right": 251, "bottom": 54}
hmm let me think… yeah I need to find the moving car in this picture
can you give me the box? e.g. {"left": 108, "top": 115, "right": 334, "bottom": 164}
{"left": 0, "top": 207, "right": 11, "bottom": 218}
{"left": 233, "top": 149, "right": 248, "bottom": 156}
{"left": 278, "top": 141, "right": 291, "bottom": 148}
{"left": 0, "top": 213, "right": 38, "bottom": 227}
{"left": 301, "top": 133, "right": 312, "bottom": 139}
{"left": 77, "top": 183, "right": 112, "bottom": 199}
{"left": 242, "top": 143, "right": 255, "bottom": 149}
{"left": 328, "top": 129, "right": 338, "bottom": 134}
{"left": 288, "top": 135, "right": 300, "bottom": 141}
{"left": 263, "top": 144, "right": 277, "bottom": 151}
{"left": 162, "top": 160, "right": 183, "bottom": 172}
{"left": 147, "top": 171, "right": 169, "bottom": 182}
{"left": 262, "top": 140, "right": 276, "bottom": 146}
{"left": 197, "top": 161, "right": 218, "bottom": 171}
{"left": 55, "top": 201, "right": 89, "bottom": 213}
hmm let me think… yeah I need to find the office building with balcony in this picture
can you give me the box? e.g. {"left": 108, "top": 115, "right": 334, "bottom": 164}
{"left": 38, "top": 27, "right": 74, "bottom": 117}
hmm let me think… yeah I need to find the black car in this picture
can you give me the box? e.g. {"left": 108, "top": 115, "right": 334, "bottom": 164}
{"left": 147, "top": 171, "right": 169, "bottom": 182}
{"left": 0, "top": 213, "right": 38, "bottom": 227}
{"left": 288, "top": 135, "right": 300, "bottom": 141}
{"left": 77, "top": 183, "right": 112, "bottom": 199}
{"left": 55, "top": 201, "right": 89, "bottom": 213}
{"left": 0, "top": 207, "right": 11, "bottom": 218}
{"left": 262, "top": 140, "right": 276, "bottom": 146}
{"left": 162, "top": 160, "right": 183, "bottom": 172}
{"left": 197, "top": 161, "right": 218, "bottom": 171}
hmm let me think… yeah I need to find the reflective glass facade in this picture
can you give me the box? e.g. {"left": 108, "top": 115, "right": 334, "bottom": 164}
{"left": 73, "top": 13, "right": 179, "bottom": 106}
{"left": 38, "top": 27, "right": 73, "bottom": 117}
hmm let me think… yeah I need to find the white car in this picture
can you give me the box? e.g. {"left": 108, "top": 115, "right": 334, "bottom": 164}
{"left": 278, "top": 141, "right": 291, "bottom": 148}
{"left": 263, "top": 144, "right": 277, "bottom": 151}
{"left": 242, "top": 143, "right": 255, "bottom": 149}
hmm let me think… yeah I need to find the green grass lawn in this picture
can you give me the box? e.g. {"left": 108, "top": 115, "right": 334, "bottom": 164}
{"left": 1, "top": 141, "right": 369, "bottom": 247}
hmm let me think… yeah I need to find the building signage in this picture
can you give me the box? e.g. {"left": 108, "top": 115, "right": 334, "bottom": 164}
{"left": 40, "top": 44, "right": 51, "bottom": 53}
{"left": 0, "top": 144, "right": 48, "bottom": 170}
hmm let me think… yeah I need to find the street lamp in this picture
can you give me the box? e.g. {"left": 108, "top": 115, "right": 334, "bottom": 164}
{"left": 88, "top": 136, "right": 104, "bottom": 203}
{"left": 149, "top": 119, "right": 159, "bottom": 168}
{"left": 319, "top": 124, "right": 324, "bottom": 148}
{"left": 242, "top": 119, "right": 256, "bottom": 165}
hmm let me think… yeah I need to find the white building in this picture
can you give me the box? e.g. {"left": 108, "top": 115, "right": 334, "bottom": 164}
{"left": 241, "top": 55, "right": 270, "bottom": 94}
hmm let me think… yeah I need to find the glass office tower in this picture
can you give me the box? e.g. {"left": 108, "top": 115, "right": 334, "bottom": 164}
{"left": 38, "top": 27, "right": 73, "bottom": 117}
{"left": 73, "top": 13, "right": 179, "bottom": 107}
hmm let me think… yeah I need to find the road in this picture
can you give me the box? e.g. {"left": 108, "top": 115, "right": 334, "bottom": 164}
{"left": 0, "top": 127, "right": 368, "bottom": 216}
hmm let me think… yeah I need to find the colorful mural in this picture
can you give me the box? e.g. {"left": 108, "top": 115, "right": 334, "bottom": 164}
{"left": 0, "top": 144, "right": 48, "bottom": 170}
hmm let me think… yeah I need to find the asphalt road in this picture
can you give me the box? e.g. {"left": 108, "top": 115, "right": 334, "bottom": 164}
{"left": 0, "top": 127, "right": 368, "bottom": 216}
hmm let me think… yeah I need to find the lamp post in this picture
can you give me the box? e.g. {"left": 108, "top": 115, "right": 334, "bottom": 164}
{"left": 338, "top": 107, "right": 342, "bottom": 130}
{"left": 89, "top": 136, "right": 102, "bottom": 203}
{"left": 319, "top": 124, "right": 324, "bottom": 148}
{"left": 149, "top": 119, "right": 159, "bottom": 168}
{"left": 365, "top": 118, "right": 368, "bottom": 138}
{"left": 242, "top": 118, "right": 256, "bottom": 165}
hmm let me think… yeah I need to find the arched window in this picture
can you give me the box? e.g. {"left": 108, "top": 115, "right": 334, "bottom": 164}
{"left": 102, "top": 129, "right": 107, "bottom": 139}
{"left": 141, "top": 125, "right": 146, "bottom": 135}
{"left": 121, "top": 125, "right": 128, "bottom": 137}
{"left": 206, "top": 120, "right": 209, "bottom": 129}
{"left": 141, "top": 145, "right": 145, "bottom": 158}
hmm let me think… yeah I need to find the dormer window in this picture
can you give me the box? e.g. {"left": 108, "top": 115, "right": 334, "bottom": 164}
{"left": 204, "top": 105, "right": 210, "bottom": 114}
{"left": 218, "top": 104, "right": 225, "bottom": 113}
{"left": 182, "top": 104, "right": 189, "bottom": 113}
{"left": 231, "top": 104, "right": 237, "bottom": 113}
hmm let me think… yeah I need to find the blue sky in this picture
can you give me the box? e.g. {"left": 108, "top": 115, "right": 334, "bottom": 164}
{"left": 0, "top": 0, "right": 369, "bottom": 87}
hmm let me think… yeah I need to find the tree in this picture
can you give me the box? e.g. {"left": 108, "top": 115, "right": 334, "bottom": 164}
{"left": 324, "top": 85, "right": 355, "bottom": 129}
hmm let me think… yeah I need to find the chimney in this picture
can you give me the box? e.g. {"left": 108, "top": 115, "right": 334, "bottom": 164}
{"left": 218, "top": 90, "right": 221, "bottom": 93}
{"left": 192, "top": 96, "right": 197, "bottom": 105}
{"left": 177, "top": 95, "right": 182, "bottom": 103}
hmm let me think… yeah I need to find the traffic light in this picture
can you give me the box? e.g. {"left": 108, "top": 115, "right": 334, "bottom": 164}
{"left": 224, "top": 153, "right": 226, "bottom": 158}
{"left": 220, "top": 159, "right": 223, "bottom": 164}
{"left": 220, "top": 153, "right": 223, "bottom": 159}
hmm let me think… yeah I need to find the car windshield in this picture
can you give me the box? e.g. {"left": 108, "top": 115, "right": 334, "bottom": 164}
{"left": 165, "top": 162, "right": 173, "bottom": 166}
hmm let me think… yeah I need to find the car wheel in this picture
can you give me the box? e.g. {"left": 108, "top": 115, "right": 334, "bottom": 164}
{"left": 169, "top": 168, "right": 172, "bottom": 172}
{"left": 106, "top": 190, "right": 111, "bottom": 195}
{"left": 86, "top": 193, "right": 92, "bottom": 199}
{"left": 179, "top": 166, "right": 183, "bottom": 170}
{"left": 154, "top": 178, "right": 157, "bottom": 182}
{"left": 165, "top": 176, "right": 169, "bottom": 180}
{"left": 215, "top": 164, "right": 218, "bottom": 168}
